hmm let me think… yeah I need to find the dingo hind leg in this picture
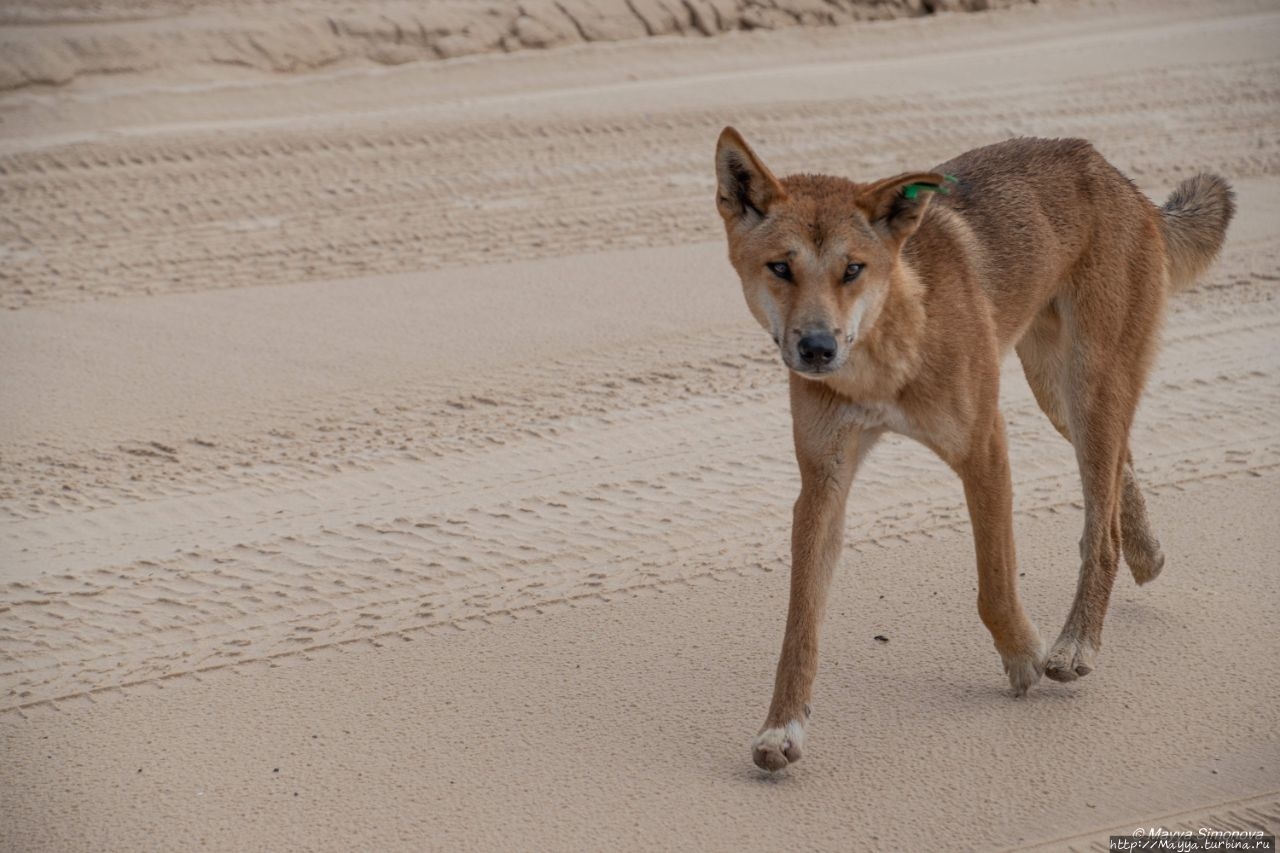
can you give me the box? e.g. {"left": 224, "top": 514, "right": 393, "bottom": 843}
{"left": 1016, "top": 306, "right": 1165, "bottom": 588}
{"left": 1118, "top": 456, "right": 1164, "bottom": 584}
{"left": 1042, "top": 250, "right": 1165, "bottom": 682}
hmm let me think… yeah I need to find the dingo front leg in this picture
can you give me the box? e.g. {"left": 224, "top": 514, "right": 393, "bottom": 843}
{"left": 957, "top": 411, "right": 1044, "bottom": 695}
{"left": 753, "top": 381, "right": 872, "bottom": 772}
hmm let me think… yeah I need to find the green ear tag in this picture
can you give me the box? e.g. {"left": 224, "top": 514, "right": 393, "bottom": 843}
{"left": 902, "top": 175, "right": 958, "bottom": 200}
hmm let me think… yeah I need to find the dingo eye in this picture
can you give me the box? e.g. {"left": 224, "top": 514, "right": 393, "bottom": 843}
{"left": 843, "top": 263, "right": 864, "bottom": 283}
{"left": 766, "top": 261, "right": 792, "bottom": 282}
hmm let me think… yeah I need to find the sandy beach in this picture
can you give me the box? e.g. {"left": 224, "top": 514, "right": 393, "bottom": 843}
{"left": 2, "top": 0, "right": 1278, "bottom": 849}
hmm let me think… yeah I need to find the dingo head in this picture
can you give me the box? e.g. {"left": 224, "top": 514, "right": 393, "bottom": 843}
{"left": 715, "top": 126, "right": 943, "bottom": 379}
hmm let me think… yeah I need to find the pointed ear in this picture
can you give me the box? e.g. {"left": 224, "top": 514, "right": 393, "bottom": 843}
{"left": 715, "top": 127, "right": 786, "bottom": 226}
{"left": 857, "top": 171, "right": 950, "bottom": 243}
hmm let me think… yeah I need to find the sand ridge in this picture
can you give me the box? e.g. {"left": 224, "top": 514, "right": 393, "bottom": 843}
{"left": 1, "top": 0, "right": 1278, "bottom": 849}
{"left": 2, "top": 6, "right": 1277, "bottom": 311}
{"left": 0, "top": 0, "right": 1010, "bottom": 91}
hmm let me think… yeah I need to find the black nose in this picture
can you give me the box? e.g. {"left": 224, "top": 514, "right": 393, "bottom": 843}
{"left": 797, "top": 333, "right": 838, "bottom": 367}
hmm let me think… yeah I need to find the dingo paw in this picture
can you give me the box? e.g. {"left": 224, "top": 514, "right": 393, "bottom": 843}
{"left": 752, "top": 719, "right": 805, "bottom": 772}
{"left": 1001, "top": 641, "right": 1045, "bottom": 697}
{"left": 1044, "top": 634, "right": 1097, "bottom": 682}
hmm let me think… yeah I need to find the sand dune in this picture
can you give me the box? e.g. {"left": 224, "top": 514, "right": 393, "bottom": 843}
{"left": 0, "top": 0, "right": 1011, "bottom": 91}
{"left": 1, "top": 0, "right": 1278, "bottom": 849}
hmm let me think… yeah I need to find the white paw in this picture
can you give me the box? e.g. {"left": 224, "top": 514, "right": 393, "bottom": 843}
{"left": 1044, "top": 633, "right": 1097, "bottom": 682}
{"left": 752, "top": 719, "right": 805, "bottom": 772}
{"left": 1001, "top": 635, "right": 1045, "bottom": 697}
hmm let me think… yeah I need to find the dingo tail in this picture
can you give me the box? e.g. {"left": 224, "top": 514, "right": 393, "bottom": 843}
{"left": 1159, "top": 173, "right": 1235, "bottom": 294}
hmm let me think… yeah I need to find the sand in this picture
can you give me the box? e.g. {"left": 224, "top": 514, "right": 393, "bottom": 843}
{"left": 1, "top": 0, "right": 1278, "bottom": 849}
{"left": 0, "top": 0, "right": 1011, "bottom": 92}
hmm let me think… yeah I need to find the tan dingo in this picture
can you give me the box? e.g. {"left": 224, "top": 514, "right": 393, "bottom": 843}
{"left": 713, "top": 128, "right": 1234, "bottom": 772}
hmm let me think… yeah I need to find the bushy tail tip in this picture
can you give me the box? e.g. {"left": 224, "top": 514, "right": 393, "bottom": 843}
{"left": 1160, "top": 173, "right": 1235, "bottom": 294}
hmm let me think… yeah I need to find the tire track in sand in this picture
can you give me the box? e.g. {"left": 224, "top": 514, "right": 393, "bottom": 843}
{"left": 2, "top": 61, "right": 1277, "bottom": 310}
{"left": 1, "top": 241, "right": 1276, "bottom": 524}
{"left": 2, "top": 306, "right": 1277, "bottom": 714}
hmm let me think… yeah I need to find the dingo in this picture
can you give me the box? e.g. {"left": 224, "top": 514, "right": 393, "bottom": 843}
{"left": 714, "top": 128, "right": 1234, "bottom": 772}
